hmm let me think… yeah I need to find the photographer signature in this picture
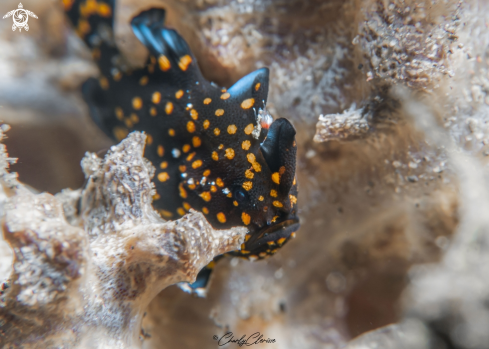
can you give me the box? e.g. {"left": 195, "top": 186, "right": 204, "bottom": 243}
{"left": 213, "top": 332, "right": 276, "bottom": 346}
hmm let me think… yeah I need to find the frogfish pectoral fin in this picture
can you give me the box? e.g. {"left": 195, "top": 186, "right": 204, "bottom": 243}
{"left": 260, "top": 118, "right": 297, "bottom": 196}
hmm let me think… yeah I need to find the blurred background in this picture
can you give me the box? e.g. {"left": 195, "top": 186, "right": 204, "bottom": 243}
{"left": 2, "top": 0, "right": 489, "bottom": 348}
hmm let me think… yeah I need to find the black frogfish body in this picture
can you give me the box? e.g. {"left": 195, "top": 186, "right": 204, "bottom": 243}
{"left": 64, "top": 0, "right": 299, "bottom": 293}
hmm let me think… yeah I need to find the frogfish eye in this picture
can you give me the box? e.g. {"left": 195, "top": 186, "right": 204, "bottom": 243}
{"left": 234, "top": 187, "right": 249, "bottom": 203}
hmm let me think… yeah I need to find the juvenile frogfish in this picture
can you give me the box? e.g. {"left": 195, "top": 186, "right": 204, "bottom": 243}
{"left": 64, "top": 0, "right": 300, "bottom": 295}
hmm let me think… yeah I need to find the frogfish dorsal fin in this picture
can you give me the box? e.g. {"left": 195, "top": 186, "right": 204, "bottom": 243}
{"left": 131, "top": 9, "right": 198, "bottom": 77}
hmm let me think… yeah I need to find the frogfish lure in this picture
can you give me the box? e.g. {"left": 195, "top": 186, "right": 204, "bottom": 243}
{"left": 64, "top": 0, "right": 300, "bottom": 295}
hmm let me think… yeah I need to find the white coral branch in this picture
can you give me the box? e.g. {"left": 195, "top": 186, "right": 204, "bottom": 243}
{"left": 313, "top": 104, "right": 370, "bottom": 142}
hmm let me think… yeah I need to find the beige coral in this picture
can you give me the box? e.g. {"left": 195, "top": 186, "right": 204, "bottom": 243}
{"left": 0, "top": 131, "right": 246, "bottom": 348}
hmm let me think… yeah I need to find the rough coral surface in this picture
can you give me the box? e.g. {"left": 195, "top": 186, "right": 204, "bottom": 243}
{"left": 357, "top": 0, "right": 460, "bottom": 89}
{"left": 0, "top": 131, "right": 246, "bottom": 348}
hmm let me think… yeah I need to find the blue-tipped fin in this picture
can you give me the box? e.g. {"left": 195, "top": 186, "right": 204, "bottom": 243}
{"left": 227, "top": 67, "right": 270, "bottom": 111}
{"left": 131, "top": 8, "right": 198, "bottom": 76}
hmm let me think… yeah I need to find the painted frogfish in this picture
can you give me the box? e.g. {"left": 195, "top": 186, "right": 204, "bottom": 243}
{"left": 64, "top": 0, "right": 300, "bottom": 295}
